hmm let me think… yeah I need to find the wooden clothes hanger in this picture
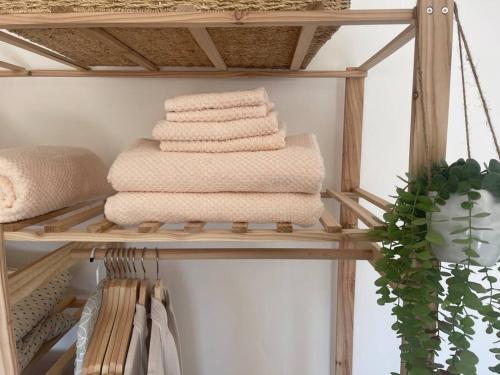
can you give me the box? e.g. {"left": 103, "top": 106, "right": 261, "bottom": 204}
{"left": 153, "top": 248, "right": 165, "bottom": 303}
{"left": 138, "top": 247, "right": 150, "bottom": 307}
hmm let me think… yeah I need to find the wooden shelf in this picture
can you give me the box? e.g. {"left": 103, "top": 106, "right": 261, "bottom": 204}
{"left": 2, "top": 188, "right": 388, "bottom": 244}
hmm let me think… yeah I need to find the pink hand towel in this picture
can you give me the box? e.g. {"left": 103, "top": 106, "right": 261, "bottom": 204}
{"left": 165, "top": 103, "right": 273, "bottom": 123}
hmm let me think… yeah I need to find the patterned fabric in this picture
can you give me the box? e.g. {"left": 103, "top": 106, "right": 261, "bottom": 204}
{"left": 124, "top": 304, "right": 148, "bottom": 375}
{"left": 147, "top": 293, "right": 182, "bottom": 375}
{"left": 153, "top": 112, "right": 279, "bottom": 141}
{"left": 165, "top": 87, "right": 268, "bottom": 112}
{"left": 166, "top": 104, "right": 272, "bottom": 123}
{"left": 17, "top": 312, "right": 77, "bottom": 371}
{"left": 107, "top": 135, "right": 324, "bottom": 194}
{"left": 105, "top": 192, "right": 323, "bottom": 226}
{"left": 0, "top": 145, "right": 111, "bottom": 223}
{"left": 11, "top": 270, "right": 72, "bottom": 342}
{"left": 158, "top": 126, "right": 286, "bottom": 153}
{"left": 74, "top": 285, "right": 103, "bottom": 375}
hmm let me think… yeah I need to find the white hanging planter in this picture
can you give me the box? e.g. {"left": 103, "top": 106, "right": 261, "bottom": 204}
{"left": 430, "top": 190, "right": 500, "bottom": 267}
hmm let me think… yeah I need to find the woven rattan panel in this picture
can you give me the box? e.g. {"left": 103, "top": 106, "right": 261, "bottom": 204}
{"left": 2, "top": 0, "right": 350, "bottom": 69}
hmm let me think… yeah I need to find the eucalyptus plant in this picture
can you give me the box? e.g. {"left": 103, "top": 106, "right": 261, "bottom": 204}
{"left": 375, "top": 158, "right": 500, "bottom": 375}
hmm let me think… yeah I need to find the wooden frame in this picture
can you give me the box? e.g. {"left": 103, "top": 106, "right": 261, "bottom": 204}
{"left": 0, "top": 2, "right": 455, "bottom": 374}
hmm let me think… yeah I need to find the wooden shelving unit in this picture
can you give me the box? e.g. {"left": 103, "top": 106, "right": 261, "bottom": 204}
{"left": 0, "top": 1, "right": 455, "bottom": 374}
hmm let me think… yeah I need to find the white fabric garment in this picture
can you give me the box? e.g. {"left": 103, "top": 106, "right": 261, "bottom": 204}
{"left": 124, "top": 304, "right": 148, "bottom": 375}
{"left": 147, "top": 290, "right": 182, "bottom": 375}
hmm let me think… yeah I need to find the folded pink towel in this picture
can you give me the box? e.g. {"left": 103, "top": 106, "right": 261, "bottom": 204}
{"left": 105, "top": 192, "right": 324, "bottom": 227}
{"left": 165, "top": 103, "right": 273, "bottom": 123}
{"left": 108, "top": 135, "right": 324, "bottom": 194}
{"left": 159, "top": 126, "right": 286, "bottom": 153}
{"left": 165, "top": 87, "right": 269, "bottom": 112}
{"left": 153, "top": 112, "right": 279, "bottom": 141}
{"left": 0, "top": 146, "right": 112, "bottom": 223}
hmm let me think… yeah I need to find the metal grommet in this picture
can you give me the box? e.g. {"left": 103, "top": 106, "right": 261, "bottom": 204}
{"left": 442, "top": 6, "right": 449, "bottom": 14}
{"left": 426, "top": 6, "right": 433, "bottom": 14}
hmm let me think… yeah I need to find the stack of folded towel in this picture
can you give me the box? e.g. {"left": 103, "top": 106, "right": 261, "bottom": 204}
{"left": 105, "top": 88, "right": 325, "bottom": 227}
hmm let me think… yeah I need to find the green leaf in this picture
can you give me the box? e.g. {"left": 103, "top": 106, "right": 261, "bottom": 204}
{"left": 473, "top": 212, "right": 491, "bottom": 218}
{"left": 426, "top": 230, "right": 446, "bottom": 246}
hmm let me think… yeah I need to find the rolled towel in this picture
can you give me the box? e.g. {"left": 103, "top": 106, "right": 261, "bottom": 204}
{"left": 105, "top": 192, "right": 324, "bottom": 227}
{"left": 166, "top": 103, "right": 273, "bottom": 123}
{"left": 159, "top": 126, "right": 286, "bottom": 153}
{"left": 153, "top": 112, "right": 279, "bottom": 141}
{"left": 165, "top": 87, "right": 269, "bottom": 112}
{"left": 108, "top": 135, "right": 324, "bottom": 194}
{"left": 0, "top": 146, "right": 112, "bottom": 223}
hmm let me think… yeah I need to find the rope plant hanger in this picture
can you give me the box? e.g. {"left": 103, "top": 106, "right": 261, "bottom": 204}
{"left": 375, "top": 6, "right": 500, "bottom": 375}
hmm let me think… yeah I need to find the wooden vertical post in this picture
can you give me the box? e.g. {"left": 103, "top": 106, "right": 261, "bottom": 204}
{"left": 335, "top": 67, "right": 365, "bottom": 375}
{"left": 410, "top": 0, "right": 454, "bottom": 175}
{"left": 404, "top": 1, "right": 454, "bottom": 374}
{"left": 0, "top": 225, "right": 19, "bottom": 375}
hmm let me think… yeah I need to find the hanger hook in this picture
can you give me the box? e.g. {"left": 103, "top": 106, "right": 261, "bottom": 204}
{"left": 90, "top": 246, "right": 97, "bottom": 263}
{"left": 141, "top": 247, "right": 147, "bottom": 280}
{"left": 156, "top": 247, "right": 159, "bottom": 281}
{"left": 103, "top": 247, "right": 111, "bottom": 279}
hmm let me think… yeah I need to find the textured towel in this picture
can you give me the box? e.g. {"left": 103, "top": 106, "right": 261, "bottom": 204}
{"left": 0, "top": 146, "right": 112, "bottom": 223}
{"left": 105, "top": 192, "right": 324, "bottom": 227}
{"left": 166, "top": 103, "right": 273, "bottom": 123}
{"left": 153, "top": 112, "right": 279, "bottom": 141}
{"left": 159, "top": 126, "right": 286, "bottom": 153}
{"left": 108, "top": 135, "right": 324, "bottom": 194}
{"left": 165, "top": 87, "right": 268, "bottom": 112}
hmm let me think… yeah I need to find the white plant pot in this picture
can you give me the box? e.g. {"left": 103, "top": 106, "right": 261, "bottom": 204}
{"left": 430, "top": 190, "right": 500, "bottom": 267}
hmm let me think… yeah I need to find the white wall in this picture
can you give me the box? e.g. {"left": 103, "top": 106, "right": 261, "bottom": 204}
{"left": 1, "top": 0, "right": 499, "bottom": 374}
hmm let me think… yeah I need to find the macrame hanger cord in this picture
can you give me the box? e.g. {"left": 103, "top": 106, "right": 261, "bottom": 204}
{"left": 454, "top": 6, "right": 500, "bottom": 160}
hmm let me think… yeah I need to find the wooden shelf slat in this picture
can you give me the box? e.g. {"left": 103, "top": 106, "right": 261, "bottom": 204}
{"left": 328, "top": 189, "right": 384, "bottom": 229}
{"left": 276, "top": 222, "right": 293, "bottom": 233}
{"left": 87, "top": 219, "right": 115, "bottom": 233}
{"left": 189, "top": 27, "right": 227, "bottom": 70}
{"left": 0, "top": 60, "right": 25, "bottom": 71}
{"left": 138, "top": 221, "right": 161, "bottom": 233}
{"left": 46, "top": 343, "right": 76, "bottom": 375}
{"left": 232, "top": 222, "right": 248, "bottom": 233}
{"left": 44, "top": 204, "right": 105, "bottom": 233}
{"left": 354, "top": 188, "right": 392, "bottom": 212}
{"left": 184, "top": 221, "right": 206, "bottom": 234}
{"left": 319, "top": 210, "right": 342, "bottom": 233}
{"left": 290, "top": 25, "right": 318, "bottom": 70}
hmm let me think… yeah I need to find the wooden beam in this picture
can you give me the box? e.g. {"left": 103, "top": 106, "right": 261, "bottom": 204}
{"left": 44, "top": 204, "right": 104, "bottom": 233}
{"left": 335, "top": 66, "right": 366, "bottom": 375}
{"left": 71, "top": 246, "right": 375, "bottom": 261}
{"left": 232, "top": 222, "right": 248, "bottom": 233}
{"left": 409, "top": 0, "right": 454, "bottom": 175}
{"left": 358, "top": 24, "right": 415, "bottom": 71}
{"left": 0, "top": 60, "right": 25, "bottom": 71}
{"left": 138, "top": 222, "right": 161, "bottom": 234}
{"left": 184, "top": 221, "right": 206, "bottom": 234}
{"left": 354, "top": 188, "right": 392, "bottom": 212}
{"left": 0, "top": 69, "right": 367, "bottom": 78}
{"left": 319, "top": 209, "right": 342, "bottom": 233}
{"left": 0, "top": 31, "right": 88, "bottom": 70}
{"left": 80, "top": 28, "right": 158, "bottom": 71}
{"left": 0, "top": 9, "right": 416, "bottom": 29}
{"left": 329, "top": 190, "right": 384, "bottom": 229}
{"left": 290, "top": 26, "right": 317, "bottom": 70}
{"left": 0, "top": 225, "right": 19, "bottom": 375}
{"left": 188, "top": 27, "right": 227, "bottom": 70}
{"left": 87, "top": 219, "right": 115, "bottom": 233}
{"left": 46, "top": 343, "right": 76, "bottom": 375}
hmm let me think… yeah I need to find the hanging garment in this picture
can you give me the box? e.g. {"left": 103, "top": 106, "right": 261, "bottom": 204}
{"left": 124, "top": 304, "right": 148, "bottom": 375}
{"left": 147, "top": 293, "right": 182, "bottom": 375}
{"left": 74, "top": 285, "right": 103, "bottom": 375}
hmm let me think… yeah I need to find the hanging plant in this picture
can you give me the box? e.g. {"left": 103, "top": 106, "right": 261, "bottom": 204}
{"left": 374, "top": 7, "right": 500, "bottom": 375}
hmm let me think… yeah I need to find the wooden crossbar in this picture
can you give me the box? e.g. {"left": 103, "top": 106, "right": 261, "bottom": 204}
{"left": 290, "top": 26, "right": 317, "bottom": 70}
{"left": 189, "top": 27, "right": 227, "bottom": 70}
{"left": 46, "top": 343, "right": 77, "bottom": 375}
{"left": 0, "top": 60, "right": 25, "bottom": 71}
{"left": 354, "top": 188, "right": 392, "bottom": 212}
{"left": 44, "top": 204, "right": 105, "bottom": 233}
{"left": 328, "top": 190, "right": 384, "bottom": 229}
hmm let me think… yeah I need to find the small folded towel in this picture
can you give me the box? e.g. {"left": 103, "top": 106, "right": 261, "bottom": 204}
{"left": 166, "top": 103, "right": 273, "bottom": 123}
{"left": 159, "top": 126, "right": 286, "bottom": 153}
{"left": 0, "top": 146, "right": 112, "bottom": 223}
{"left": 108, "top": 135, "right": 324, "bottom": 194}
{"left": 165, "top": 87, "right": 269, "bottom": 112}
{"left": 105, "top": 192, "right": 324, "bottom": 227}
{"left": 153, "top": 112, "right": 279, "bottom": 141}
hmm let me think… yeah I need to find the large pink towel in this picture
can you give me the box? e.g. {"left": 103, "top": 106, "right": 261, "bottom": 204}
{"left": 165, "top": 103, "right": 273, "bottom": 123}
{"left": 153, "top": 112, "right": 279, "bottom": 141}
{"left": 107, "top": 135, "right": 324, "bottom": 194}
{"left": 159, "top": 127, "right": 286, "bottom": 153}
{"left": 105, "top": 192, "right": 324, "bottom": 227}
{"left": 165, "top": 87, "right": 269, "bottom": 112}
{"left": 0, "top": 146, "right": 111, "bottom": 223}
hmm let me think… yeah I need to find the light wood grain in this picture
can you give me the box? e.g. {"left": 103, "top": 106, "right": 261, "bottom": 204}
{"left": 4, "top": 227, "right": 376, "bottom": 243}
{"left": 319, "top": 209, "right": 342, "bottom": 233}
{"left": 290, "top": 26, "right": 317, "bottom": 70}
{"left": 45, "top": 343, "right": 76, "bottom": 375}
{"left": 0, "top": 69, "right": 367, "bottom": 78}
{"left": 0, "top": 31, "right": 88, "bottom": 70}
{"left": 276, "top": 222, "right": 293, "bottom": 233}
{"left": 354, "top": 188, "right": 392, "bottom": 212}
{"left": 0, "top": 9, "right": 416, "bottom": 29}
{"left": 71, "top": 246, "right": 375, "bottom": 261}
{"left": 329, "top": 190, "right": 384, "bottom": 229}
{"left": 0, "top": 60, "right": 25, "bottom": 71}
{"left": 232, "top": 222, "right": 248, "bottom": 233}
{"left": 358, "top": 24, "right": 415, "bottom": 70}
{"left": 44, "top": 204, "right": 104, "bottom": 233}
{"left": 184, "top": 221, "right": 206, "bottom": 234}
{"left": 87, "top": 219, "right": 115, "bottom": 233}
{"left": 409, "top": 0, "right": 454, "bottom": 175}
{"left": 0, "top": 225, "right": 19, "bottom": 375}
{"left": 80, "top": 28, "right": 158, "bottom": 71}
{"left": 189, "top": 27, "right": 227, "bottom": 70}
{"left": 138, "top": 221, "right": 161, "bottom": 233}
